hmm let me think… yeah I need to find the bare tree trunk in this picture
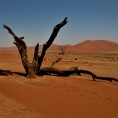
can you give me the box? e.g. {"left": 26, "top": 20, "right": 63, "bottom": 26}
{"left": 3, "top": 24, "right": 39, "bottom": 78}
{"left": 3, "top": 17, "right": 68, "bottom": 78}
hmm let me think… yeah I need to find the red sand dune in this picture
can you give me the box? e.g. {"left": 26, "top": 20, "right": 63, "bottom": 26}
{"left": 0, "top": 40, "right": 118, "bottom": 53}
{"left": 67, "top": 40, "right": 118, "bottom": 53}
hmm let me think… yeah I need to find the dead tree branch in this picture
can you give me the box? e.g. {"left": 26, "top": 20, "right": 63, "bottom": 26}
{"left": 39, "top": 67, "right": 118, "bottom": 82}
{"left": 37, "top": 17, "right": 68, "bottom": 71}
{"left": 3, "top": 25, "right": 39, "bottom": 78}
{"left": 50, "top": 57, "right": 62, "bottom": 68}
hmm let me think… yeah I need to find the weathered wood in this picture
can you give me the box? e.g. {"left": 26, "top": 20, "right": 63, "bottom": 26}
{"left": 39, "top": 67, "right": 118, "bottom": 82}
{"left": 37, "top": 17, "right": 68, "bottom": 70}
{"left": 3, "top": 17, "right": 68, "bottom": 78}
{"left": 3, "top": 25, "right": 39, "bottom": 78}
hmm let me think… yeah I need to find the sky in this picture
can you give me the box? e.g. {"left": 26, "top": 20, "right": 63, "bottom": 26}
{"left": 0, "top": 0, "right": 118, "bottom": 47}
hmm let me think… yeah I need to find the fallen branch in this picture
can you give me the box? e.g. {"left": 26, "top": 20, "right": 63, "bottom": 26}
{"left": 39, "top": 67, "right": 118, "bottom": 82}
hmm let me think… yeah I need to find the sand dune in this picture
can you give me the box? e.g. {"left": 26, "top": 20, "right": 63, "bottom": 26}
{"left": 67, "top": 40, "right": 118, "bottom": 53}
{"left": 0, "top": 40, "right": 118, "bottom": 53}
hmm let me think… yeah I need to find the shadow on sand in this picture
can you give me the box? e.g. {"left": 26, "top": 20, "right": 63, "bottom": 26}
{"left": 0, "top": 69, "right": 26, "bottom": 77}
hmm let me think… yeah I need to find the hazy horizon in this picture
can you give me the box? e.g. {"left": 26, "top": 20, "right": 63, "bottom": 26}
{"left": 0, "top": 0, "right": 118, "bottom": 47}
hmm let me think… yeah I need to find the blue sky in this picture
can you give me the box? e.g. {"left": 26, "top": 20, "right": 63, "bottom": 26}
{"left": 0, "top": 0, "right": 118, "bottom": 47}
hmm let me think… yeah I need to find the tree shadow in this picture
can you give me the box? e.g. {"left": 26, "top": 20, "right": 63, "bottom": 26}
{"left": 0, "top": 69, "right": 26, "bottom": 77}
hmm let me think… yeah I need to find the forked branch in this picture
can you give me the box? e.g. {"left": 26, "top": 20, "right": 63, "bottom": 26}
{"left": 38, "top": 17, "right": 68, "bottom": 70}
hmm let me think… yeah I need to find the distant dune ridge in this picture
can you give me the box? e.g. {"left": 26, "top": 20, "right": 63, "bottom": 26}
{"left": 67, "top": 40, "right": 118, "bottom": 53}
{"left": 0, "top": 40, "right": 118, "bottom": 53}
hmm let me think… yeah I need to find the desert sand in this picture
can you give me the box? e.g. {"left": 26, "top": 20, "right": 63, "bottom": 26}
{"left": 0, "top": 51, "right": 118, "bottom": 118}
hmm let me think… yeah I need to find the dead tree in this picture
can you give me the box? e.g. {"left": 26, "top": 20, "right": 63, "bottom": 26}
{"left": 2, "top": 18, "right": 118, "bottom": 82}
{"left": 3, "top": 17, "right": 68, "bottom": 78}
{"left": 58, "top": 45, "right": 68, "bottom": 55}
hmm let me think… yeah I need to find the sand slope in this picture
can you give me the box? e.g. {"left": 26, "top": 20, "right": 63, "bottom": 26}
{"left": 0, "top": 52, "right": 118, "bottom": 118}
{"left": 67, "top": 40, "right": 118, "bottom": 53}
{"left": 0, "top": 75, "right": 118, "bottom": 118}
